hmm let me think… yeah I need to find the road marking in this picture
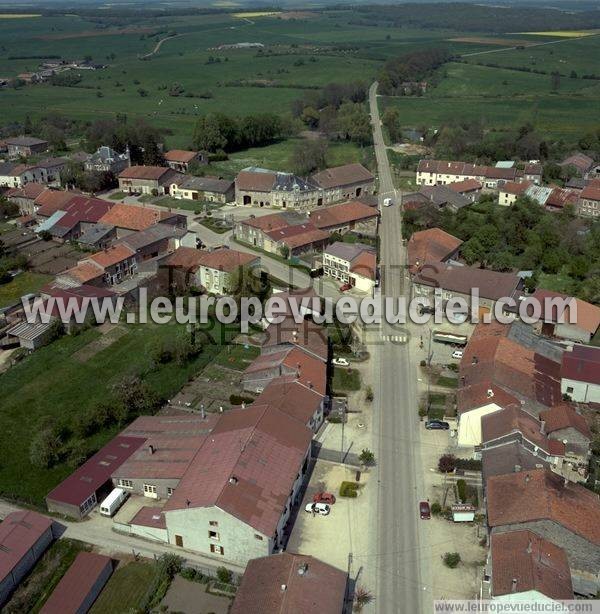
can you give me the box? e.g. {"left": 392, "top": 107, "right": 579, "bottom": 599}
{"left": 382, "top": 334, "right": 408, "bottom": 343}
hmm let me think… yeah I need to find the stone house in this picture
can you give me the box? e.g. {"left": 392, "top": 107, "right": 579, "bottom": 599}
{"left": 311, "top": 163, "right": 375, "bottom": 205}
{"left": 164, "top": 149, "right": 206, "bottom": 172}
{"left": 118, "top": 166, "right": 182, "bottom": 195}
{"left": 309, "top": 200, "right": 379, "bottom": 237}
{"left": 577, "top": 182, "right": 600, "bottom": 219}
{"left": 170, "top": 176, "right": 234, "bottom": 203}
{"left": 5, "top": 136, "right": 48, "bottom": 159}
{"left": 85, "top": 146, "right": 131, "bottom": 174}
{"left": 561, "top": 344, "right": 600, "bottom": 404}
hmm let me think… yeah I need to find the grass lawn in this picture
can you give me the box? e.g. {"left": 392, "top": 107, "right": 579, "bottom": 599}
{"left": 107, "top": 191, "right": 127, "bottom": 200}
{"left": 199, "top": 217, "right": 232, "bottom": 234}
{"left": 213, "top": 343, "right": 260, "bottom": 370}
{"left": 0, "top": 319, "right": 237, "bottom": 506}
{"left": 436, "top": 376, "right": 458, "bottom": 388}
{"left": 0, "top": 272, "right": 52, "bottom": 308}
{"left": 4, "top": 539, "right": 89, "bottom": 614}
{"left": 90, "top": 561, "right": 156, "bottom": 614}
{"left": 232, "top": 237, "right": 312, "bottom": 274}
{"left": 332, "top": 367, "right": 361, "bottom": 394}
{"left": 429, "top": 392, "right": 447, "bottom": 405}
{"left": 537, "top": 272, "right": 580, "bottom": 295}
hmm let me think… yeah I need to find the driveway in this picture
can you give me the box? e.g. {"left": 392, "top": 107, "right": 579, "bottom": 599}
{"left": 287, "top": 460, "right": 373, "bottom": 575}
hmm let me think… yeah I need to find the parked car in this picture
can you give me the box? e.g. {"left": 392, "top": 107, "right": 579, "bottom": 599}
{"left": 339, "top": 282, "right": 352, "bottom": 292}
{"left": 383, "top": 197, "right": 393, "bottom": 207}
{"left": 419, "top": 501, "right": 431, "bottom": 519}
{"left": 332, "top": 357, "right": 349, "bottom": 367}
{"left": 452, "top": 350, "right": 464, "bottom": 359}
{"left": 305, "top": 502, "right": 331, "bottom": 516}
{"left": 425, "top": 420, "right": 450, "bottom": 430}
{"left": 313, "top": 492, "right": 336, "bottom": 505}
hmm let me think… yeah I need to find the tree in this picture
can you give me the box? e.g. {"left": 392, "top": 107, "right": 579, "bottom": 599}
{"left": 443, "top": 552, "right": 461, "bottom": 568}
{"left": 353, "top": 586, "right": 374, "bottom": 612}
{"left": 112, "top": 375, "right": 157, "bottom": 423}
{"left": 29, "top": 420, "right": 62, "bottom": 468}
{"left": 216, "top": 566, "right": 232, "bottom": 584}
{"left": 279, "top": 245, "right": 290, "bottom": 260}
{"left": 290, "top": 139, "right": 328, "bottom": 175}
{"left": 438, "top": 454, "right": 456, "bottom": 473}
{"left": 382, "top": 107, "right": 402, "bottom": 143}
{"left": 359, "top": 448, "right": 375, "bottom": 466}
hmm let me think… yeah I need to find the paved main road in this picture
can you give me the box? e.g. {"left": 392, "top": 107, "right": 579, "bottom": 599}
{"left": 368, "top": 82, "right": 431, "bottom": 614}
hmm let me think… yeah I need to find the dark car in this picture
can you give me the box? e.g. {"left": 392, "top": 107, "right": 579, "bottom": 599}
{"left": 419, "top": 501, "right": 431, "bottom": 519}
{"left": 425, "top": 420, "right": 450, "bottom": 430}
{"left": 339, "top": 282, "right": 352, "bottom": 292}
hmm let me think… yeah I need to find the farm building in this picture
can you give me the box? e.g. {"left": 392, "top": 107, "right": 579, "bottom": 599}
{"left": 0, "top": 511, "right": 55, "bottom": 607}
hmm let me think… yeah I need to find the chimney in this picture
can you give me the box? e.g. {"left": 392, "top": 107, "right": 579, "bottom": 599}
{"left": 514, "top": 464, "right": 522, "bottom": 473}
{"left": 525, "top": 474, "right": 530, "bottom": 483}
{"left": 526, "top": 540, "right": 532, "bottom": 555}
{"left": 297, "top": 563, "right": 308, "bottom": 576}
{"left": 486, "top": 389, "right": 494, "bottom": 398}
{"left": 281, "top": 584, "right": 287, "bottom": 592}
{"left": 148, "top": 444, "right": 154, "bottom": 455}
{"left": 308, "top": 381, "right": 313, "bottom": 389}
{"left": 511, "top": 578, "right": 518, "bottom": 593}
{"left": 229, "top": 476, "right": 238, "bottom": 485}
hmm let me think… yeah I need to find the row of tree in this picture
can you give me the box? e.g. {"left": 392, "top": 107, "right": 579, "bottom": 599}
{"left": 378, "top": 49, "right": 451, "bottom": 96}
{"left": 192, "top": 112, "right": 289, "bottom": 153}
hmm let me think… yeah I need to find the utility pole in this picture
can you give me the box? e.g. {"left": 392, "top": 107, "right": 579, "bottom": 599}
{"left": 341, "top": 400, "right": 345, "bottom": 464}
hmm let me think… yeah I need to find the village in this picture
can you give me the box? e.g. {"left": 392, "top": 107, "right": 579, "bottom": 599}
{"left": 0, "top": 125, "right": 599, "bottom": 614}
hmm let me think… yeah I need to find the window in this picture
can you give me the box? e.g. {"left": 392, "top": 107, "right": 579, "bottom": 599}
{"left": 118, "top": 479, "right": 133, "bottom": 489}
{"left": 143, "top": 484, "right": 157, "bottom": 495}
{"left": 210, "top": 544, "right": 224, "bottom": 555}
{"left": 254, "top": 534, "right": 263, "bottom": 541}
{"left": 566, "top": 387, "right": 574, "bottom": 394}
{"left": 167, "top": 487, "right": 174, "bottom": 497}
{"left": 209, "top": 521, "right": 218, "bottom": 527}
{"left": 209, "top": 530, "right": 220, "bottom": 541}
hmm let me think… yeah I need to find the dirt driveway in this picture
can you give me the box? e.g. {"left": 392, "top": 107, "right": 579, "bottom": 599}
{"left": 161, "top": 575, "right": 231, "bottom": 614}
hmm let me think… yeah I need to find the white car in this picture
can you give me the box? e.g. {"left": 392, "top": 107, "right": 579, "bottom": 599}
{"left": 332, "top": 357, "right": 350, "bottom": 367}
{"left": 452, "top": 350, "right": 464, "bottom": 359}
{"left": 383, "top": 197, "right": 393, "bottom": 207}
{"left": 305, "top": 502, "right": 331, "bottom": 516}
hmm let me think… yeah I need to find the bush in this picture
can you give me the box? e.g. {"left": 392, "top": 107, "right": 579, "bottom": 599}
{"left": 216, "top": 566, "right": 232, "bottom": 584}
{"left": 443, "top": 552, "right": 461, "bottom": 568}
{"left": 454, "top": 458, "right": 482, "bottom": 471}
{"left": 431, "top": 502, "right": 442, "bottom": 515}
{"left": 229, "top": 394, "right": 254, "bottom": 406}
{"left": 365, "top": 385, "right": 374, "bottom": 402}
{"left": 456, "top": 479, "right": 467, "bottom": 503}
{"left": 180, "top": 567, "right": 205, "bottom": 583}
{"left": 420, "top": 359, "right": 427, "bottom": 367}
{"left": 340, "top": 481, "right": 359, "bottom": 498}
{"left": 438, "top": 454, "right": 456, "bottom": 473}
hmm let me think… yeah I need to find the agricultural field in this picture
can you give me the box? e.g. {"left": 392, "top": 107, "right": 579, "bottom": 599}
{"left": 383, "top": 33, "right": 600, "bottom": 140}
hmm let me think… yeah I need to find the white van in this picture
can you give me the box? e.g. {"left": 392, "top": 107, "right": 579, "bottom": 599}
{"left": 100, "top": 487, "right": 128, "bottom": 517}
{"left": 383, "top": 197, "right": 393, "bottom": 207}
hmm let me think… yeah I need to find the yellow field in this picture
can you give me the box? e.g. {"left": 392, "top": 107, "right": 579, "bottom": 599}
{"left": 233, "top": 11, "right": 280, "bottom": 18}
{"left": 518, "top": 30, "right": 599, "bottom": 37}
{"left": 0, "top": 14, "right": 41, "bottom": 19}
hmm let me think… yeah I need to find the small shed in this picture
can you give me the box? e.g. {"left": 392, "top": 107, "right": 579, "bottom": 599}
{"left": 451, "top": 504, "right": 476, "bottom": 522}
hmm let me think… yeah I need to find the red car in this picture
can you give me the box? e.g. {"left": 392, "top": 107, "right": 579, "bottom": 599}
{"left": 313, "top": 492, "right": 336, "bottom": 505}
{"left": 339, "top": 283, "right": 352, "bottom": 292}
{"left": 419, "top": 501, "right": 431, "bottom": 519}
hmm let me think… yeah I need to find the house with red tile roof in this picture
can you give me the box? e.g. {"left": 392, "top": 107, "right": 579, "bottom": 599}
{"left": 309, "top": 199, "right": 378, "bottom": 236}
{"left": 59, "top": 244, "right": 138, "bottom": 288}
{"left": 577, "top": 180, "right": 600, "bottom": 219}
{"left": 118, "top": 165, "right": 183, "bottom": 195}
{"left": 159, "top": 404, "right": 313, "bottom": 566}
{"left": 311, "top": 163, "right": 374, "bottom": 205}
{"left": 262, "top": 316, "right": 329, "bottom": 363}
{"left": 480, "top": 404, "right": 588, "bottom": 482}
{"left": 164, "top": 149, "right": 206, "bottom": 172}
{"left": 231, "top": 552, "right": 347, "bottom": 614}
{"left": 539, "top": 403, "right": 591, "bottom": 457}
{"left": 561, "top": 344, "right": 600, "bottom": 404}
{"left": 40, "top": 552, "right": 113, "bottom": 614}
{"left": 244, "top": 344, "right": 327, "bottom": 397}
{"left": 531, "top": 288, "right": 600, "bottom": 343}
{"left": 322, "top": 241, "right": 377, "bottom": 293}
{"left": 99, "top": 203, "right": 186, "bottom": 237}
{"left": 559, "top": 152, "right": 595, "bottom": 177}
{"left": 5, "top": 182, "right": 47, "bottom": 215}
{"left": 447, "top": 178, "right": 482, "bottom": 202}
{"left": 486, "top": 468, "right": 600, "bottom": 594}
{"left": 498, "top": 180, "right": 532, "bottom": 206}
{"left": 486, "top": 531, "right": 573, "bottom": 602}
{"left": 407, "top": 227, "right": 462, "bottom": 274}
{"left": 0, "top": 511, "right": 55, "bottom": 607}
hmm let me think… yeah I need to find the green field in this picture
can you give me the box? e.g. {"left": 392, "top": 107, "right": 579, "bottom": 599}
{"left": 0, "top": 319, "right": 237, "bottom": 506}
{"left": 90, "top": 562, "right": 156, "bottom": 614}
{"left": 0, "top": 272, "right": 52, "bottom": 308}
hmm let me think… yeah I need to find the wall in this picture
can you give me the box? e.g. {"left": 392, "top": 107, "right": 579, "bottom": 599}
{"left": 457, "top": 403, "right": 502, "bottom": 447}
{"left": 562, "top": 378, "right": 600, "bottom": 404}
{"left": 554, "top": 323, "right": 591, "bottom": 344}
{"left": 111, "top": 476, "right": 180, "bottom": 500}
{"left": 164, "top": 506, "right": 271, "bottom": 567}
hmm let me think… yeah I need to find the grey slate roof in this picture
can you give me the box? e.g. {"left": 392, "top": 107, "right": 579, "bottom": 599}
{"left": 77, "top": 223, "right": 115, "bottom": 246}
{"left": 119, "top": 223, "right": 186, "bottom": 251}
{"left": 324, "top": 241, "right": 375, "bottom": 262}
{"left": 6, "top": 136, "right": 47, "bottom": 147}
{"left": 179, "top": 176, "right": 234, "bottom": 193}
{"left": 419, "top": 185, "right": 471, "bottom": 209}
